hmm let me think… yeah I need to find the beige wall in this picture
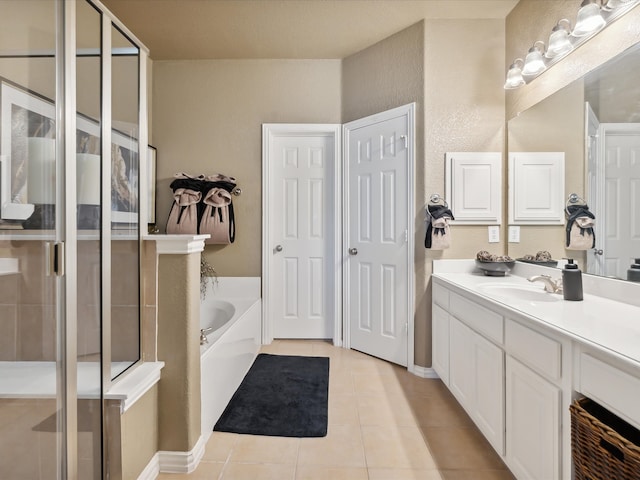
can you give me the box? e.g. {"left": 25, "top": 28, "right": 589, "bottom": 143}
{"left": 421, "top": 19, "right": 507, "bottom": 366}
{"left": 342, "top": 19, "right": 505, "bottom": 367}
{"left": 120, "top": 385, "right": 159, "bottom": 480}
{"left": 157, "top": 252, "right": 202, "bottom": 452}
{"left": 152, "top": 59, "right": 341, "bottom": 276}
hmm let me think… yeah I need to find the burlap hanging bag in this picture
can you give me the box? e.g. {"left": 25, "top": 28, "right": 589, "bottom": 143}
{"left": 166, "top": 188, "right": 202, "bottom": 235}
{"left": 199, "top": 187, "right": 235, "bottom": 244}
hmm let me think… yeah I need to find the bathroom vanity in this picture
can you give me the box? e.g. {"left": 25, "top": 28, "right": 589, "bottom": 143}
{"left": 432, "top": 260, "right": 640, "bottom": 480}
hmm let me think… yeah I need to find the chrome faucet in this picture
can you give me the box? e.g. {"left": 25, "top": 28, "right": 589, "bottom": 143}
{"left": 528, "top": 275, "right": 563, "bottom": 293}
{"left": 199, "top": 326, "right": 215, "bottom": 345}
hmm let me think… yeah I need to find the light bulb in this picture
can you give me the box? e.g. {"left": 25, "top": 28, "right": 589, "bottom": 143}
{"left": 546, "top": 21, "right": 574, "bottom": 58}
{"left": 573, "top": 0, "right": 606, "bottom": 37}
{"left": 522, "top": 43, "right": 547, "bottom": 76}
{"left": 504, "top": 60, "right": 525, "bottom": 89}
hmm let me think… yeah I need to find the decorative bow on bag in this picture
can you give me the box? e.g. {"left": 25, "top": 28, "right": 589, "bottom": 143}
{"left": 425, "top": 205, "right": 454, "bottom": 250}
{"left": 166, "top": 172, "right": 237, "bottom": 244}
{"left": 565, "top": 204, "right": 596, "bottom": 250}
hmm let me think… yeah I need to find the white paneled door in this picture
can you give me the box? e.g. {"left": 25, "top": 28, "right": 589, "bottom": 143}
{"left": 602, "top": 127, "right": 640, "bottom": 279}
{"left": 589, "top": 123, "right": 640, "bottom": 279}
{"left": 344, "top": 105, "right": 414, "bottom": 367}
{"left": 265, "top": 126, "right": 340, "bottom": 339}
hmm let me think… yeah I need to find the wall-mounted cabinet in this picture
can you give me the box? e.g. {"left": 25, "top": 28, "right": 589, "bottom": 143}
{"left": 445, "top": 152, "right": 502, "bottom": 224}
{"left": 508, "top": 152, "right": 565, "bottom": 225}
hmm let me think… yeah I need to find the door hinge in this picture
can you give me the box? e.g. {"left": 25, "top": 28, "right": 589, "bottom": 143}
{"left": 404, "top": 229, "right": 408, "bottom": 243}
{"left": 46, "top": 242, "right": 65, "bottom": 277}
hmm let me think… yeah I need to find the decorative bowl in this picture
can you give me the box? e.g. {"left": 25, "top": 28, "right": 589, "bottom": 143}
{"left": 515, "top": 257, "right": 558, "bottom": 268}
{"left": 475, "top": 259, "right": 516, "bottom": 277}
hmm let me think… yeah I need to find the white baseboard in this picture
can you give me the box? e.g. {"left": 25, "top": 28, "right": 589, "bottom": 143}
{"left": 155, "top": 433, "right": 207, "bottom": 474}
{"left": 137, "top": 452, "right": 160, "bottom": 480}
{"left": 412, "top": 365, "right": 440, "bottom": 379}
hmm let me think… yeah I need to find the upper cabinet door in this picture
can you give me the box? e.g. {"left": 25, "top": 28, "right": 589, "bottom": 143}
{"left": 445, "top": 152, "right": 502, "bottom": 224}
{"left": 508, "top": 152, "right": 565, "bottom": 225}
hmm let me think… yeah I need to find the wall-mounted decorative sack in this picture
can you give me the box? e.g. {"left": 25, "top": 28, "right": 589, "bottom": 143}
{"left": 565, "top": 204, "right": 595, "bottom": 250}
{"left": 166, "top": 172, "right": 237, "bottom": 244}
{"left": 425, "top": 204, "right": 454, "bottom": 250}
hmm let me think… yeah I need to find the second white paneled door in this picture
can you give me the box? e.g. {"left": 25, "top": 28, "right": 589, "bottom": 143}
{"left": 344, "top": 104, "right": 414, "bottom": 367}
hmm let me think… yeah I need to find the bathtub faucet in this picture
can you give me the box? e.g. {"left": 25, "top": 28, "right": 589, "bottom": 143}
{"left": 200, "top": 327, "right": 215, "bottom": 345}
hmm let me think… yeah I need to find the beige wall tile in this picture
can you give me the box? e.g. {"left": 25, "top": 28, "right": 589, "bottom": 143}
{"left": 18, "top": 304, "right": 56, "bottom": 361}
{"left": 0, "top": 305, "right": 17, "bottom": 360}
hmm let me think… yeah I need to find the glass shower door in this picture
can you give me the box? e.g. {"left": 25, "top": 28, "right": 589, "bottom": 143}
{"left": 0, "top": 1, "right": 66, "bottom": 479}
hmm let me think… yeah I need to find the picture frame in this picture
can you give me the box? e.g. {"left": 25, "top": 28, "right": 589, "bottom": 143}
{"left": 0, "top": 79, "right": 55, "bottom": 220}
{"left": 110, "top": 128, "right": 139, "bottom": 224}
{"left": 147, "top": 145, "right": 157, "bottom": 226}
{"left": 0, "top": 77, "right": 141, "bottom": 226}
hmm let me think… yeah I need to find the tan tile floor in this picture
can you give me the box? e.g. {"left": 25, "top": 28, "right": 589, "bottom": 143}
{"left": 158, "top": 340, "right": 515, "bottom": 480}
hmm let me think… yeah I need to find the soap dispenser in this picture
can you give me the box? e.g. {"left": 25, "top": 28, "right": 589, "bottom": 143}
{"left": 562, "top": 259, "right": 583, "bottom": 301}
{"left": 628, "top": 258, "right": 640, "bottom": 283}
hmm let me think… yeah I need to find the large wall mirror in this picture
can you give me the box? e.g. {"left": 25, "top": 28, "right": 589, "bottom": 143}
{"left": 507, "top": 40, "right": 640, "bottom": 282}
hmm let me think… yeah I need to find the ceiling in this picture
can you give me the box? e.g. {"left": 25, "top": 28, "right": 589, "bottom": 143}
{"left": 100, "top": 0, "right": 519, "bottom": 60}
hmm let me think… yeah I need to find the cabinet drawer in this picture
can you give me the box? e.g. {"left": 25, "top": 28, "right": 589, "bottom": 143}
{"left": 580, "top": 354, "right": 640, "bottom": 429}
{"left": 433, "top": 282, "right": 449, "bottom": 309}
{"left": 450, "top": 291, "right": 503, "bottom": 344}
{"left": 506, "top": 320, "right": 561, "bottom": 381}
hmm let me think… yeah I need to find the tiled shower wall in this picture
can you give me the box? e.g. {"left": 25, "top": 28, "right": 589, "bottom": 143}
{"left": 0, "top": 239, "right": 140, "bottom": 362}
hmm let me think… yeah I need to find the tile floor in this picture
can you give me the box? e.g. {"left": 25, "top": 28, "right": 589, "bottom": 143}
{"left": 158, "top": 340, "right": 515, "bottom": 480}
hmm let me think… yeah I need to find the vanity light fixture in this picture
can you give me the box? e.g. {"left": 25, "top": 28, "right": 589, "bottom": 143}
{"left": 546, "top": 19, "right": 574, "bottom": 59}
{"left": 504, "top": 58, "right": 525, "bottom": 89}
{"left": 504, "top": 0, "right": 640, "bottom": 89}
{"left": 522, "top": 41, "right": 547, "bottom": 76}
{"left": 572, "top": 0, "right": 606, "bottom": 37}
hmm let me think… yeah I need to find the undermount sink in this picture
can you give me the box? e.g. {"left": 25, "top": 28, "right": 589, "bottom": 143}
{"left": 478, "top": 283, "right": 561, "bottom": 303}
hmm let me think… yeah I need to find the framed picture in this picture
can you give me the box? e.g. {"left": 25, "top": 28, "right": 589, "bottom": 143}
{"left": 1, "top": 77, "right": 141, "bottom": 226}
{"left": 111, "top": 128, "right": 139, "bottom": 224}
{"left": 147, "top": 145, "right": 157, "bottom": 226}
{"left": 0, "top": 79, "right": 55, "bottom": 220}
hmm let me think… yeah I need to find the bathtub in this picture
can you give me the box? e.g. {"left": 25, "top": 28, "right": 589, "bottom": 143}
{"left": 200, "top": 277, "right": 261, "bottom": 438}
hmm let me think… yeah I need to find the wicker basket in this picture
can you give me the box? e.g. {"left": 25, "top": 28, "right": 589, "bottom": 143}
{"left": 571, "top": 397, "right": 640, "bottom": 480}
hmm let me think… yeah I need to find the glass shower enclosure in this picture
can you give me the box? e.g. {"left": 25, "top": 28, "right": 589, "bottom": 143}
{"left": 0, "top": 1, "right": 148, "bottom": 478}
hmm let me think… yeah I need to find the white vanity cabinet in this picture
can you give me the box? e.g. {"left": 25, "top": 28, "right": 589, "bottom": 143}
{"left": 432, "top": 283, "right": 450, "bottom": 385}
{"left": 432, "top": 262, "right": 640, "bottom": 480}
{"left": 432, "top": 278, "right": 567, "bottom": 479}
{"left": 434, "top": 284, "right": 505, "bottom": 454}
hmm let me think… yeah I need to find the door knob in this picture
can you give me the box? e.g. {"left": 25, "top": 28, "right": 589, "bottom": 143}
{"left": 349, "top": 247, "right": 358, "bottom": 255}
{"left": 275, "top": 245, "right": 283, "bottom": 252}
{"left": 593, "top": 249, "right": 604, "bottom": 255}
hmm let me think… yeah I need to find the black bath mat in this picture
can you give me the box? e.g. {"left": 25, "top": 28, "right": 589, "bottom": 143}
{"left": 214, "top": 353, "right": 329, "bottom": 437}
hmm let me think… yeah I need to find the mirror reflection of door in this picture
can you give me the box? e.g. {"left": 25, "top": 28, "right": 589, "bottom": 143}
{"left": 597, "top": 124, "right": 640, "bottom": 279}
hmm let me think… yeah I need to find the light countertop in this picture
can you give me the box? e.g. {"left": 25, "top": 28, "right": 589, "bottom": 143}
{"left": 432, "top": 260, "right": 640, "bottom": 368}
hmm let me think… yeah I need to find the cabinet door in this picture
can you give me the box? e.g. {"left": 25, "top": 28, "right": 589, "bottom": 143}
{"left": 432, "top": 304, "right": 450, "bottom": 385}
{"left": 474, "top": 333, "right": 505, "bottom": 455}
{"left": 449, "top": 316, "right": 475, "bottom": 409}
{"left": 506, "top": 356, "right": 561, "bottom": 480}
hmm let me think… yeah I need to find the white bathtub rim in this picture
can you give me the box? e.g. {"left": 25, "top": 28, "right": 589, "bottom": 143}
{"left": 200, "top": 298, "right": 261, "bottom": 360}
